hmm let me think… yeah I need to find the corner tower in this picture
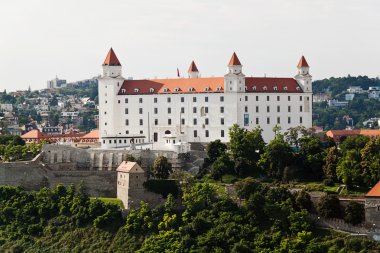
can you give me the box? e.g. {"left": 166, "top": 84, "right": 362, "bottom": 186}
{"left": 295, "top": 56, "right": 312, "bottom": 93}
{"left": 224, "top": 52, "right": 245, "bottom": 93}
{"left": 188, "top": 61, "right": 199, "bottom": 78}
{"left": 99, "top": 48, "right": 125, "bottom": 148}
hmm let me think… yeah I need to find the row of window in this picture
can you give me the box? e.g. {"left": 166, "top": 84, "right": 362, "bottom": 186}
{"left": 122, "top": 116, "right": 303, "bottom": 126}
{"left": 121, "top": 105, "right": 304, "bottom": 115}
{"left": 122, "top": 95, "right": 310, "bottom": 104}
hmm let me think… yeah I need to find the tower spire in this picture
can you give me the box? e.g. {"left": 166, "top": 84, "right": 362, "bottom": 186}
{"left": 103, "top": 48, "right": 121, "bottom": 66}
{"left": 188, "top": 61, "right": 199, "bottom": 78}
{"left": 228, "top": 52, "right": 242, "bottom": 66}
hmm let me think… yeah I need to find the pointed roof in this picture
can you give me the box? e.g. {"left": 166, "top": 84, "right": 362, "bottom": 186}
{"left": 297, "top": 56, "right": 309, "bottom": 68}
{"left": 116, "top": 161, "right": 145, "bottom": 173}
{"left": 228, "top": 52, "right": 242, "bottom": 66}
{"left": 188, "top": 61, "right": 199, "bottom": 72}
{"left": 103, "top": 48, "right": 121, "bottom": 66}
{"left": 366, "top": 181, "right": 380, "bottom": 197}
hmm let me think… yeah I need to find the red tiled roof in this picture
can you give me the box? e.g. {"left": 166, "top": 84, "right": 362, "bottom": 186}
{"left": 21, "top": 130, "right": 47, "bottom": 139}
{"left": 366, "top": 181, "right": 380, "bottom": 197}
{"left": 80, "top": 129, "right": 99, "bottom": 139}
{"left": 228, "top": 52, "right": 241, "bottom": 66}
{"left": 188, "top": 61, "right": 199, "bottom": 72}
{"left": 118, "top": 77, "right": 302, "bottom": 95}
{"left": 103, "top": 48, "right": 121, "bottom": 66}
{"left": 326, "top": 130, "right": 380, "bottom": 141}
{"left": 297, "top": 56, "right": 309, "bottom": 68}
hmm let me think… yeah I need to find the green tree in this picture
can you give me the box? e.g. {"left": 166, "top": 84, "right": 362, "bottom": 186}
{"left": 210, "top": 153, "right": 233, "bottom": 180}
{"left": 151, "top": 156, "right": 173, "bottom": 179}
{"left": 344, "top": 201, "right": 364, "bottom": 225}
{"left": 294, "top": 190, "right": 312, "bottom": 211}
{"left": 323, "top": 146, "right": 339, "bottom": 180}
{"left": 317, "top": 194, "right": 341, "bottom": 218}
{"left": 360, "top": 136, "right": 380, "bottom": 185}
{"left": 206, "top": 139, "right": 227, "bottom": 163}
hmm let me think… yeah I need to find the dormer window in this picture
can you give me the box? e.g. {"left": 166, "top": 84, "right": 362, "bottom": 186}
{"left": 134, "top": 88, "right": 139, "bottom": 93}
{"left": 174, "top": 87, "right": 180, "bottom": 92}
{"left": 204, "top": 86, "right": 210, "bottom": 91}
{"left": 263, "top": 86, "right": 267, "bottom": 91}
{"left": 296, "top": 87, "right": 300, "bottom": 91}
{"left": 216, "top": 86, "right": 222, "bottom": 91}
{"left": 121, "top": 89, "right": 126, "bottom": 94}
{"left": 163, "top": 88, "right": 169, "bottom": 92}
{"left": 188, "top": 87, "right": 194, "bottom": 92}
{"left": 253, "top": 86, "right": 256, "bottom": 91}
{"left": 149, "top": 88, "right": 155, "bottom": 93}
{"left": 274, "top": 86, "right": 278, "bottom": 91}
{"left": 283, "top": 86, "right": 288, "bottom": 91}
{"left": 245, "top": 86, "right": 247, "bottom": 91}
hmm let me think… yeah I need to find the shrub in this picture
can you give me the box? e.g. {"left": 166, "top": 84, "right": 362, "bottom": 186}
{"left": 143, "top": 180, "right": 179, "bottom": 198}
{"left": 344, "top": 201, "right": 364, "bottom": 225}
{"left": 317, "top": 194, "right": 341, "bottom": 218}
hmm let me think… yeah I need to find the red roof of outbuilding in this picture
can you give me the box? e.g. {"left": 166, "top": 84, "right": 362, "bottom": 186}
{"left": 103, "top": 48, "right": 121, "bottom": 66}
{"left": 297, "top": 56, "right": 309, "bottom": 68}
{"left": 366, "top": 181, "right": 380, "bottom": 197}
{"left": 228, "top": 52, "right": 242, "bottom": 66}
{"left": 80, "top": 129, "right": 99, "bottom": 139}
{"left": 118, "top": 76, "right": 302, "bottom": 95}
{"left": 21, "top": 130, "right": 47, "bottom": 139}
{"left": 188, "top": 61, "right": 199, "bottom": 72}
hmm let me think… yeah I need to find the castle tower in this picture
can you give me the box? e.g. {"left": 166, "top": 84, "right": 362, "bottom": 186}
{"left": 99, "top": 48, "right": 125, "bottom": 147}
{"left": 224, "top": 52, "right": 245, "bottom": 93}
{"left": 295, "top": 56, "right": 312, "bottom": 93}
{"left": 188, "top": 61, "right": 199, "bottom": 78}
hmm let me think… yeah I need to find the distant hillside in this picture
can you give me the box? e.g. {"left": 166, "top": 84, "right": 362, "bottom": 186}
{"left": 313, "top": 75, "right": 380, "bottom": 96}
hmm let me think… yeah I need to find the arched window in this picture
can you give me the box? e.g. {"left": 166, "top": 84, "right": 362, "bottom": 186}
{"left": 165, "top": 130, "right": 171, "bottom": 135}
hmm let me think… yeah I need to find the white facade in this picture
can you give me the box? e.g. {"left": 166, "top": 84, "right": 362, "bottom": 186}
{"left": 98, "top": 49, "right": 313, "bottom": 150}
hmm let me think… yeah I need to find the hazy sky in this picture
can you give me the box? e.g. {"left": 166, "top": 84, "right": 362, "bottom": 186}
{"left": 0, "top": 0, "right": 379, "bottom": 91}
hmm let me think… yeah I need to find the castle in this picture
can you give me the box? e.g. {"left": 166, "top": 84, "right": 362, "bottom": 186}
{"left": 98, "top": 48, "right": 312, "bottom": 150}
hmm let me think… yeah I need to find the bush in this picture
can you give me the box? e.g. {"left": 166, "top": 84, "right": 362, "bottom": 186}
{"left": 323, "top": 178, "right": 334, "bottom": 187}
{"left": 317, "top": 194, "right": 341, "bottom": 218}
{"left": 294, "top": 190, "right": 312, "bottom": 211}
{"left": 143, "top": 180, "right": 179, "bottom": 198}
{"left": 344, "top": 201, "right": 364, "bottom": 225}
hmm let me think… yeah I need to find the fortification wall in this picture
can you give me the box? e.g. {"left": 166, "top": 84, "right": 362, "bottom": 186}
{"left": 0, "top": 162, "right": 116, "bottom": 197}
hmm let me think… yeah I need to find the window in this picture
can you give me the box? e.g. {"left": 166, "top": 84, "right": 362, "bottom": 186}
{"left": 168, "top": 119, "right": 172, "bottom": 125}
{"left": 125, "top": 98, "right": 128, "bottom": 103}
{"left": 205, "top": 130, "right": 209, "bottom": 137}
{"left": 188, "top": 87, "right": 194, "bottom": 91}
{"left": 288, "top": 96, "right": 291, "bottom": 101}
{"left": 125, "top": 119, "right": 129, "bottom": 126}
{"left": 300, "top": 106, "right": 303, "bottom": 112}
{"left": 205, "top": 118, "right": 209, "bottom": 125}
{"left": 245, "top": 106, "right": 248, "bottom": 113}
{"left": 181, "top": 97, "right": 184, "bottom": 102}
{"left": 300, "top": 96, "right": 303, "bottom": 101}
{"left": 245, "top": 96, "right": 248, "bottom": 101}
{"left": 118, "top": 100, "right": 120, "bottom": 104}
{"left": 267, "top": 96, "right": 269, "bottom": 101}
{"left": 193, "top": 118, "right": 197, "bottom": 125}
{"left": 277, "top": 106, "right": 280, "bottom": 112}
{"left": 154, "top": 98, "right": 158, "bottom": 103}
{"left": 192, "top": 107, "right": 197, "bottom": 113}
{"left": 148, "top": 88, "right": 155, "bottom": 93}
{"left": 194, "top": 130, "right": 197, "bottom": 137}
{"left": 267, "top": 117, "right": 270, "bottom": 124}
{"left": 216, "top": 86, "right": 222, "bottom": 91}
{"left": 139, "top": 108, "right": 143, "bottom": 114}
{"left": 263, "top": 86, "right": 267, "bottom": 91}
{"left": 220, "top": 96, "right": 224, "bottom": 102}
{"left": 205, "top": 107, "right": 209, "bottom": 113}
{"left": 109, "top": 140, "right": 111, "bottom": 144}
{"left": 125, "top": 108, "right": 128, "bottom": 114}
{"left": 181, "top": 107, "right": 184, "bottom": 113}
{"left": 277, "top": 96, "right": 280, "bottom": 101}
{"left": 220, "top": 106, "right": 224, "bottom": 113}
{"left": 139, "top": 119, "right": 143, "bottom": 125}
{"left": 288, "top": 117, "right": 291, "bottom": 124}
{"left": 163, "top": 88, "right": 169, "bottom": 92}
{"left": 205, "top": 96, "right": 209, "bottom": 102}
{"left": 300, "top": 117, "right": 303, "bottom": 124}
{"left": 221, "top": 130, "right": 225, "bottom": 137}
{"left": 274, "top": 86, "right": 278, "bottom": 91}
{"left": 288, "top": 106, "right": 291, "bottom": 112}
{"left": 307, "top": 96, "right": 310, "bottom": 101}
{"left": 105, "top": 101, "right": 107, "bottom": 103}
{"left": 140, "top": 130, "right": 143, "bottom": 134}
{"left": 154, "top": 108, "right": 158, "bottom": 114}
{"left": 139, "top": 98, "right": 143, "bottom": 103}
{"left": 267, "top": 106, "right": 270, "bottom": 113}
{"left": 167, "top": 97, "right": 171, "bottom": 103}
{"left": 221, "top": 118, "right": 225, "bottom": 125}
{"left": 256, "top": 106, "right": 259, "bottom": 113}
{"left": 175, "top": 87, "right": 180, "bottom": 92}
{"left": 256, "top": 96, "right": 259, "bottom": 101}
{"left": 253, "top": 86, "right": 257, "bottom": 91}
{"left": 154, "top": 119, "right": 158, "bottom": 125}
{"left": 181, "top": 118, "right": 185, "bottom": 125}
{"left": 193, "top": 97, "right": 197, "bottom": 102}
{"left": 168, "top": 108, "right": 171, "bottom": 114}
{"left": 284, "top": 86, "right": 288, "bottom": 91}
{"left": 256, "top": 118, "right": 259, "bottom": 124}
{"left": 277, "top": 117, "right": 280, "bottom": 124}
{"left": 104, "top": 111, "right": 107, "bottom": 115}
{"left": 134, "top": 88, "right": 139, "bottom": 93}
{"left": 105, "top": 122, "right": 107, "bottom": 125}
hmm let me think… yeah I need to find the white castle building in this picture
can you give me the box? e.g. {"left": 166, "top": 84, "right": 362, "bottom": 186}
{"left": 98, "top": 48, "right": 312, "bottom": 150}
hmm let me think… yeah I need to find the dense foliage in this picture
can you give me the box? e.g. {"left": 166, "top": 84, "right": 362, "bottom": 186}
{"left": 0, "top": 136, "right": 45, "bottom": 161}
{"left": 0, "top": 182, "right": 377, "bottom": 252}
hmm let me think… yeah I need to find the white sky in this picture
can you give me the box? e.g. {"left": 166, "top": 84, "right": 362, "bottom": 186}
{"left": 0, "top": 0, "right": 379, "bottom": 91}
